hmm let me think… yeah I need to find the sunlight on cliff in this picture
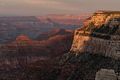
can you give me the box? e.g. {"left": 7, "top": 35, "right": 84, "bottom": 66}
{"left": 70, "top": 11, "right": 120, "bottom": 59}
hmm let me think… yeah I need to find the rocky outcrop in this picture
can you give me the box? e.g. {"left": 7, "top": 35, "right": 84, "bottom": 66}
{"left": 95, "top": 69, "right": 118, "bottom": 80}
{"left": 70, "top": 11, "right": 120, "bottom": 59}
{"left": 70, "top": 31, "right": 120, "bottom": 59}
{"left": 84, "top": 10, "right": 120, "bottom": 27}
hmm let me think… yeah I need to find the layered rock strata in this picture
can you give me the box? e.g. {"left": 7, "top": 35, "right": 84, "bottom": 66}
{"left": 70, "top": 11, "right": 120, "bottom": 59}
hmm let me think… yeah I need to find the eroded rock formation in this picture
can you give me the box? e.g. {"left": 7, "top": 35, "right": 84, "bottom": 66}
{"left": 70, "top": 11, "right": 120, "bottom": 59}
{"left": 95, "top": 69, "right": 118, "bottom": 80}
{"left": 84, "top": 10, "right": 120, "bottom": 27}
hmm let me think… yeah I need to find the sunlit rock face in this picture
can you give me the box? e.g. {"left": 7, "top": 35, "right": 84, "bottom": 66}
{"left": 70, "top": 11, "right": 120, "bottom": 59}
{"left": 84, "top": 10, "right": 120, "bottom": 27}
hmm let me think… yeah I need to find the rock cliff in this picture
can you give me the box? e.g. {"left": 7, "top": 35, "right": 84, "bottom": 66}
{"left": 84, "top": 10, "right": 120, "bottom": 27}
{"left": 95, "top": 69, "right": 118, "bottom": 80}
{"left": 70, "top": 11, "right": 120, "bottom": 59}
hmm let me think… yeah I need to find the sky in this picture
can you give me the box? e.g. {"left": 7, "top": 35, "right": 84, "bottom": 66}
{"left": 0, "top": 0, "right": 120, "bottom": 16}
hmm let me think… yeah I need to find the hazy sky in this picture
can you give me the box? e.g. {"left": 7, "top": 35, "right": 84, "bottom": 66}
{"left": 0, "top": 0, "right": 120, "bottom": 16}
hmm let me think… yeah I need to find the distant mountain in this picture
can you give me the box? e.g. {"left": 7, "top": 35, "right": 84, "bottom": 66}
{"left": 0, "top": 15, "right": 88, "bottom": 43}
{"left": 1, "top": 29, "right": 74, "bottom": 57}
{"left": 37, "top": 14, "right": 89, "bottom": 25}
{"left": 36, "top": 28, "right": 73, "bottom": 41}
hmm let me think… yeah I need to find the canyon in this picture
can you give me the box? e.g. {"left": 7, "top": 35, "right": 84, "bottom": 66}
{"left": 0, "top": 11, "right": 119, "bottom": 80}
{"left": 55, "top": 11, "right": 120, "bottom": 80}
{"left": 0, "top": 15, "right": 86, "bottom": 43}
{"left": 0, "top": 29, "right": 73, "bottom": 69}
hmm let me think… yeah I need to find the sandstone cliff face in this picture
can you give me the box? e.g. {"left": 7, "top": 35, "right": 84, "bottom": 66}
{"left": 84, "top": 11, "right": 120, "bottom": 27}
{"left": 70, "top": 11, "right": 120, "bottom": 59}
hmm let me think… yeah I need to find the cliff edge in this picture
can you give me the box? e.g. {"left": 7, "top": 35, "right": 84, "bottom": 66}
{"left": 70, "top": 11, "right": 120, "bottom": 59}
